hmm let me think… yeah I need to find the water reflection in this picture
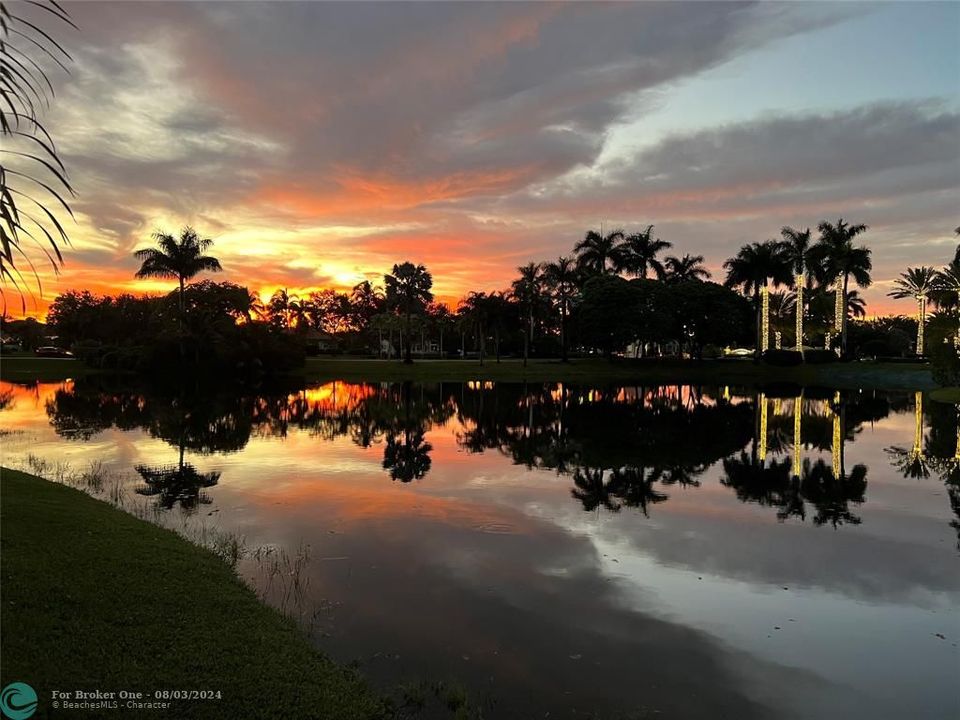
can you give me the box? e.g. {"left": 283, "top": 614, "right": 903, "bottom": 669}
{"left": 3, "top": 377, "right": 958, "bottom": 718}
{"left": 25, "top": 377, "right": 960, "bottom": 536}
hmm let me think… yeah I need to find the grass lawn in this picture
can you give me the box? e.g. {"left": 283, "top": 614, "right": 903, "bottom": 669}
{"left": 303, "top": 357, "right": 936, "bottom": 390}
{"left": 930, "top": 386, "right": 960, "bottom": 404}
{"left": 0, "top": 468, "right": 384, "bottom": 720}
{"left": 0, "top": 356, "right": 95, "bottom": 383}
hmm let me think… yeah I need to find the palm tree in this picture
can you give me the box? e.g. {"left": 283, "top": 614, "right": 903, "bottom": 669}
{"left": 664, "top": 254, "right": 711, "bottom": 283}
{"left": 384, "top": 262, "right": 433, "bottom": 364}
{"left": 780, "top": 226, "right": 813, "bottom": 350}
{"left": 574, "top": 228, "right": 624, "bottom": 275}
{"left": 510, "top": 262, "right": 545, "bottom": 367}
{"left": 1, "top": 1, "right": 76, "bottom": 308}
{"left": 846, "top": 290, "right": 867, "bottom": 319}
{"left": 809, "top": 219, "right": 871, "bottom": 355}
{"left": 133, "top": 227, "right": 222, "bottom": 357}
{"left": 723, "top": 241, "right": 792, "bottom": 357}
{"left": 888, "top": 266, "right": 938, "bottom": 355}
{"left": 267, "top": 288, "right": 298, "bottom": 328}
{"left": 543, "top": 256, "right": 578, "bottom": 361}
{"left": 615, "top": 225, "right": 671, "bottom": 279}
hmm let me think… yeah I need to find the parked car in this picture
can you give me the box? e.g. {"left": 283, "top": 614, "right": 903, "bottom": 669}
{"left": 34, "top": 346, "right": 74, "bottom": 358}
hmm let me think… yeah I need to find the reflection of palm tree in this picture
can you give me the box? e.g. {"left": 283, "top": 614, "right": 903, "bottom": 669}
{"left": 135, "top": 434, "right": 220, "bottom": 511}
{"left": 886, "top": 391, "right": 929, "bottom": 479}
{"left": 799, "top": 458, "right": 868, "bottom": 528}
{"left": 382, "top": 381, "right": 433, "bottom": 482}
{"left": 609, "top": 466, "right": 668, "bottom": 517}
{"left": 382, "top": 428, "right": 432, "bottom": 482}
{"left": 571, "top": 467, "right": 621, "bottom": 513}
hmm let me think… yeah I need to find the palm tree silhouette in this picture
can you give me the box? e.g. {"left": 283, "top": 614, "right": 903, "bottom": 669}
{"left": 888, "top": 266, "right": 938, "bottom": 355}
{"left": 664, "top": 253, "right": 711, "bottom": 283}
{"left": 723, "top": 240, "right": 792, "bottom": 357}
{"left": 510, "top": 262, "right": 545, "bottom": 367}
{"left": 543, "top": 256, "right": 578, "bottom": 362}
{"left": 571, "top": 466, "right": 622, "bottom": 513}
{"left": 574, "top": 228, "right": 624, "bottom": 276}
{"left": 616, "top": 226, "right": 671, "bottom": 279}
{"left": 133, "top": 227, "right": 222, "bottom": 356}
{"left": 1, "top": 1, "right": 76, "bottom": 308}
{"left": 385, "top": 262, "right": 433, "bottom": 364}
{"left": 780, "top": 226, "right": 813, "bottom": 350}
{"left": 809, "top": 219, "right": 871, "bottom": 355}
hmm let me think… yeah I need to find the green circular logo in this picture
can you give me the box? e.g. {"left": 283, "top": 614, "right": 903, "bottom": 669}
{"left": 0, "top": 683, "right": 37, "bottom": 720}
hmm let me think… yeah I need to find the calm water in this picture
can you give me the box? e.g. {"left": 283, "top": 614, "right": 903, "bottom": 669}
{"left": 1, "top": 378, "right": 958, "bottom": 719}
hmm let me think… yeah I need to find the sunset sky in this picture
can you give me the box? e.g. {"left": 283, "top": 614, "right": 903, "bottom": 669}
{"left": 14, "top": 1, "right": 960, "bottom": 317}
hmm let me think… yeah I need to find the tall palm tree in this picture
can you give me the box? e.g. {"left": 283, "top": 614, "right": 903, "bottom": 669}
{"left": 133, "top": 227, "right": 222, "bottom": 353}
{"left": 510, "top": 262, "right": 545, "bottom": 367}
{"left": 809, "top": 219, "right": 871, "bottom": 355}
{"left": 780, "top": 226, "right": 813, "bottom": 350}
{"left": 723, "top": 241, "right": 792, "bottom": 357}
{"left": 543, "top": 256, "right": 578, "bottom": 362}
{"left": 459, "top": 291, "right": 489, "bottom": 365}
{"left": 664, "top": 254, "right": 711, "bottom": 283}
{"left": 384, "top": 262, "right": 433, "bottom": 364}
{"left": 574, "top": 228, "right": 624, "bottom": 276}
{"left": 615, "top": 225, "right": 671, "bottom": 279}
{"left": 888, "top": 266, "right": 938, "bottom": 355}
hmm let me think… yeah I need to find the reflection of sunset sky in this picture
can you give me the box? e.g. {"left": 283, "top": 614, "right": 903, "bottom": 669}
{"left": 7, "top": 2, "right": 959, "bottom": 320}
{"left": 1, "top": 381, "right": 957, "bottom": 717}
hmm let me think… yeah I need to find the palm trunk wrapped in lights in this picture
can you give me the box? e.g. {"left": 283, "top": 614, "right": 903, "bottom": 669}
{"left": 834, "top": 274, "right": 844, "bottom": 342}
{"left": 916, "top": 295, "right": 926, "bottom": 355}
{"left": 795, "top": 274, "right": 804, "bottom": 351}
{"left": 793, "top": 394, "right": 802, "bottom": 478}
{"left": 760, "top": 285, "right": 770, "bottom": 353}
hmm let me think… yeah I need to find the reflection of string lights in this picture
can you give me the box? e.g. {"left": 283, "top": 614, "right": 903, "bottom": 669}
{"left": 912, "top": 390, "right": 924, "bottom": 463}
{"left": 793, "top": 394, "right": 802, "bottom": 477}
{"left": 467, "top": 381, "right": 495, "bottom": 391}
{"left": 758, "top": 392, "right": 768, "bottom": 462}
{"left": 832, "top": 390, "right": 841, "bottom": 477}
{"left": 761, "top": 286, "right": 770, "bottom": 353}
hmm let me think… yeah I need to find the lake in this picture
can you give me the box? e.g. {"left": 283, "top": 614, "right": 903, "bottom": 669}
{"left": 1, "top": 377, "right": 957, "bottom": 719}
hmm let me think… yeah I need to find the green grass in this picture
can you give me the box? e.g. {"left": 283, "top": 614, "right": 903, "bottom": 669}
{"left": 303, "top": 357, "right": 935, "bottom": 389}
{"left": 930, "top": 387, "right": 960, "bottom": 404}
{"left": 0, "top": 356, "right": 94, "bottom": 382}
{"left": 0, "top": 468, "right": 384, "bottom": 720}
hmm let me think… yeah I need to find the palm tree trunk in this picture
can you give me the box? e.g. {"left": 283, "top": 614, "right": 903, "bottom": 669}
{"left": 560, "top": 299, "right": 568, "bottom": 362}
{"left": 841, "top": 275, "right": 850, "bottom": 355}
{"left": 404, "top": 310, "right": 412, "bottom": 364}
{"left": 917, "top": 295, "right": 925, "bottom": 356}
{"left": 478, "top": 323, "right": 485, "bottom": 366}
{"left": 795, "top": 274, "right": 804, "bottom": 352}
{"left": 754, "top": 288, "right": 762, "bottom": 360}
{"left": 495, "top": 328, "right": 501, "bottom": 363}
{"left": 461, "top": 331, "right": 466, "bottom": 360}
{"left": 178, "top": 276, "right": 186, "bottom": 361}
{"left": 439, "top": 327, "right": 444, "bottom": 359}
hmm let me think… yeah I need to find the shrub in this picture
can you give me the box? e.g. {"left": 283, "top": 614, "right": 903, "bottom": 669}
{"left": 701, "top": 344, "right": 722, "bottom": 359}
{"left": 762, "top": 349, "right": 803, "bottom": 367}
{"left": 931, "top": 338, "right": 960, "bottom": 387}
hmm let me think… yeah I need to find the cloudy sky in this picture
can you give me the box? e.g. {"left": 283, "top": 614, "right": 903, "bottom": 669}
{"left": 16, "top": 0, "right": 960, "bottom": 315}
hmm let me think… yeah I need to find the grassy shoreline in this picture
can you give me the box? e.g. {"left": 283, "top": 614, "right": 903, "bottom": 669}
{"left": 0, "top": 467, "right": 384, "bottom": 719}
{"left": 302, "top": 357, "right": 935, "bottom": 390}
{"left": 1, "top": 354, "right": 935, "bottom": 390}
